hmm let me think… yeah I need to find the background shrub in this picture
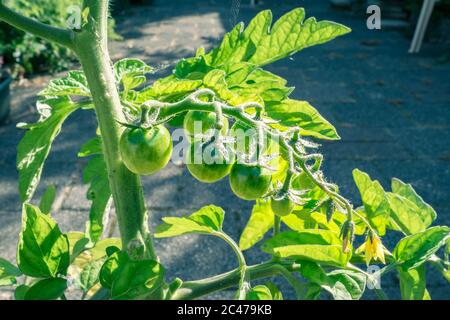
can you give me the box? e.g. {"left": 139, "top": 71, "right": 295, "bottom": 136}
{"left": 0, "top": 0, "right": 120, "bottom": 78}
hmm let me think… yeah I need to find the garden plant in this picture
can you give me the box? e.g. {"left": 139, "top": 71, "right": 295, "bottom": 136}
{"left": 0, "top": 0, "right": 449, "bottom": 300}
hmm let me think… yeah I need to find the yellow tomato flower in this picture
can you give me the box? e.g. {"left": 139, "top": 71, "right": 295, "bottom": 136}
{"left": 356, "top": 232, "right": 386, "bottom": 265}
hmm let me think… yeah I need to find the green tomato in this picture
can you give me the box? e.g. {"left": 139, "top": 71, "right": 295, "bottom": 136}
{"left": 183, "top": 111, "right": 229, "bottom": 142}
{"left": 119, "top": 126, "right": 173, "bottom": 175}
{"left": 229, "top": 163, "right": 272, "bottom": 200}
{"left": 186, "top": 142, "right": 233, "bottom": 183}
{"left": 271, "top": 197, "right": 295, "bottom": 217}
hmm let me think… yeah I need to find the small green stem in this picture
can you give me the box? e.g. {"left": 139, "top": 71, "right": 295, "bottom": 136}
{"left": 280, "top": 149, "right": 295, "bottom": 191}
{"left": 256, "top": 124, "right": 265, "bottom": 164}
{"left": 171, "top": 261, "right": 301, "bottom": 300}
{"left": 274, "top": 215, "right": 281, "bottom": 237}
{"left": 214, "top": 231, "right": 249, "bottom": 300}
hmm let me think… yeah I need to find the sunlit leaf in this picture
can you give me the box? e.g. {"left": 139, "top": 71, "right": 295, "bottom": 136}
{"left": 207, "top": 8, "right": 351, "bottom": 67}
{"left": 155, "top": 205, "right": 225, "bottom": 238}
{"left": 0, "top": 258, "right": 22, "bottom": 287}
{"left": 352, "top": 169, "right": 390, "bottom": 236}
{"left": 246, "top": 285, "right": 273, "bottom": 300}
{"left": 394, "top": 226, "right": 450, "bottom": 270}
{"left": 79, "top": 259, "right": 104, "bottom": 294}
{"left": 24, "top": 278, "right": 67, "bottom": 300}
{"left": 262, "top": 230, "right": 351, "bottom": 267}
{"left": 239, "top": 200, "right": 274, "bottom": 251}
{"left": 81, "top": 152, "right": 111, "bottom": 243}
{"left": 388, "top": 178, "right": 436, "bottom": 235}
{"left": 17, "top": 97, "right": 80, "bottom": 202}
{"left": 17, "top": 204, "right": 70, "bottom": 278}
{"left": 38, "top": 71, "right": 90, "bottom": 97}
{"left": 398, "top": 265, "right": 430, "bottom": 300}
{"left": 114, "top": 58, "right": 153, "bottom": 93}
{"left": 99, "top": 251, "right": 164, "bottom": 299}
{"left": 39, "top": 184, "right": 56, "bottom": 215}
{"left": 266, "top": 99, "right": 339, "bottom": 140}
{"left": 299, "top": 261, "right": 365, "bottom": 300}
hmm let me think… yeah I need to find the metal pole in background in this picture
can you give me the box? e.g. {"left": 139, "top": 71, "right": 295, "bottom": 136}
{"left": 409, "top": 0, "right": 437, "bottom": 53}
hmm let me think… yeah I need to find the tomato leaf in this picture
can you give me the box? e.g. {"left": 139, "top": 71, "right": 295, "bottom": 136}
{"left": 387, "top": 193, "right": 427, "bottom": 235}
{"left": 24, "top": 278, "right": 67, "bottom": 300}
{"left": 223, "top": 62, "right": 257, "bottom": 87}
{"left": 206, "top": 8, "right": 351, "bottom": 67}
{"left": 38, "top": 71, "right": 91, "bottom": 97}
{"left": 352, "top": 169, "right": 390, "bottom": 236}
{"left": 203, "top": 69, "right": 240, "bottom": 103}
{"left": 14, "top": 285, "right": 29, "bottom": 300}
{"left": 114, "top": 58, "right": 153, "bottom": 93}
{"left": 325, "top": 270, "right": 366, "bottom": 300}
{"left": 398, "top": 265, "right": 431, "bottom": 300}
{"left": 388, "top": 178, "right": 436, "bottom": 235}
{"left": 17, "top": 97, "right": 80, "bottom": 202}
{"left": 266, "top": 99, "right": 339, "bottom": 140}
{"left": 17, "top": 204, "right": 70, "bottom": 278}
{"left": 79, "top": 259, "right": 104, "bottom": 294}
{"left": 155, "top": 205, "right": 225, "bottom": 238}
{"left": 299, "top": 261, "right": 365, "bottom": 300}
{"left": 262, "top": 230, "right": 351, "bottom": 267}
{"left": 67, "top": 231, "right": 90, "bottom": 262}
{"left": 137, "top": 76, "right": 203, "bottom": 103}
{"left": 393, "top": 226, "right": 450, "bottom": 270}
{"left": 246, "top": 285, "right": 273, "bottom": 300}
{"left": 82, "top": 156, "right": 112, "bottom": 243}
{"left": 99, "top": 251, "right": 164, "bottom": 299}
{"left": 69, "top": 236, "right": 121, "bottom": 273}
{"left": 78, "top": 136, "right": 102, "bottom": 157}
{"left": 266, "top": 282, "right": 283, "bottom": 300}
{"left": 233, "top": 68, "right": 293, "bottom": 103}
{"left": 0, "top": 258, "right": 22, "bottom": 287}
{"left": 39, "top": 184, "right": 56, "bottom": 215}
{"left": 79, "top": 137, "right": 112, "bottom": 243}
{"left": 175, "top": 55, "right": 212, "bottom": 80}
{"left": 239, "top": 200, "right": 274, "bottom": 251}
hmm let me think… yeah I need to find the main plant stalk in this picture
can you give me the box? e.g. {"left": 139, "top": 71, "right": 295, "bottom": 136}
{"left": 74, "top": 0, "right": 155, "bottom": 259}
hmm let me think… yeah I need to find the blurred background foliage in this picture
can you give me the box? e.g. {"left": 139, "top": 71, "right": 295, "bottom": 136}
{"left": 0, "top": 0, "right": 121, "bottom": 78}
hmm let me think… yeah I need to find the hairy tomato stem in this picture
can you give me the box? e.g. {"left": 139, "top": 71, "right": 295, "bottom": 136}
{"left": 73, "top": 0, "right": 156, "bottom": 259}
{"left": 214, "top": 231, "right": 250, "bottom": 300}
{"left": 171, "top": 261, "right": 301, "bottom": 300}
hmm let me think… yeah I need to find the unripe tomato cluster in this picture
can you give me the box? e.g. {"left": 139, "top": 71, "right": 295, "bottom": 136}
{"left": 119, "top": 110, "right": 297, "bottom": 216}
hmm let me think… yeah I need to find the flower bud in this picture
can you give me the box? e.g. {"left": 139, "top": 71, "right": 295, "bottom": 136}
{"left": 339, "top": 219, "right": 355, "bottom": 253}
